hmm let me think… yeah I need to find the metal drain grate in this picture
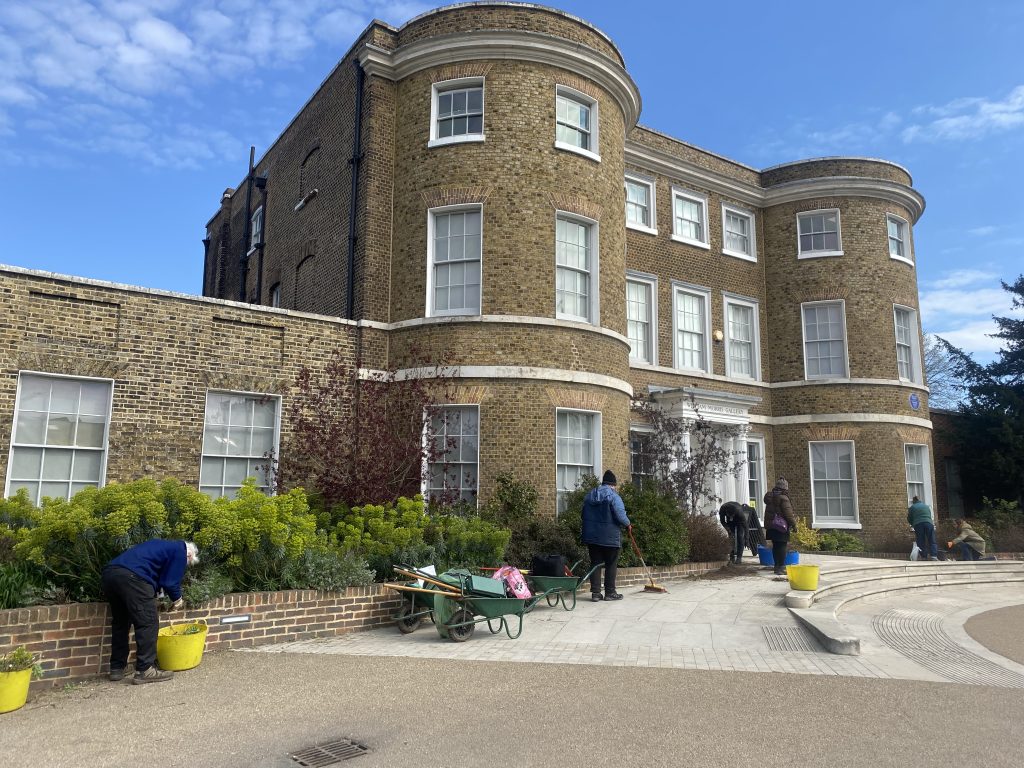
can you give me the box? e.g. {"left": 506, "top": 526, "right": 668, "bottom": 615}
{"left": 762, "top": 625, "right": 819, "bottom": 652}
{"left": 290, "top": 739, "right": 369, "bottom": 766}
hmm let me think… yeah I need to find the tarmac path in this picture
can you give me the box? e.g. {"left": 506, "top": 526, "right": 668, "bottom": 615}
{"left": 966, "top": 603, "right": 1024, "bottom": 666}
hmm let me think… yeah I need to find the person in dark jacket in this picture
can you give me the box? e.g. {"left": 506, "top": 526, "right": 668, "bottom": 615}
{"left": 581, "top": 470, "right": 631, "bottom": 602}
{"left": 719, "top": 501, "right": 753, "bottom": 565}
{"left": 101, "top": 539, "right": 199, "bottom": 684}
{"left": 763, "top": 478, "right": 797, "bottom": 576}
{"left": 907, "top": 495, "right": 938, "bottom": 560}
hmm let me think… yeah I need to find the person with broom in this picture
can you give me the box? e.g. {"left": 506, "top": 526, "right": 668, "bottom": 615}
{"left": 581, "top": 470, "right": 631, "bottom": 602}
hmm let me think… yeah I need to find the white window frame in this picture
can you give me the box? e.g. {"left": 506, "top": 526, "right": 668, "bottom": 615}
{"left": 801, "top": 300, "right": 850, "bottom": 380}
{"left": 746, "top": 435, "right": 767, "bottom": 515}
{"left": 723, "top": 293, "right": 760, "bottom": 381}
{"left": 629, "top": 425, "right": 655, "bottom": 489}
{"left": 199, "top": 389, "right": 281, "bottom": 499}
{"left": 5, "top": 371, "right": 113, "bottom": 505}
{"left": 808, "top": 440, "right": 861, "bottom": 528}
{"left": 426, "top": 203, "right": 483, "bottom": 318}
{"left": 624, "top": 173, "right": 657, "bottom": 235}
{"left": 796, "top": 208, "right": 843, "bottom": 259}
{"left": 672, "top": 283, "right": 712, "bottom": 374}
{"left": 249, "top": 206, "right": 264, "bottom": 254}
{"left": 554, "top": 85, "right": 600, "bottom": 162}
{"left": 424, "top": 404, "right": 480, "bottom": 507}
{"left": 721, "top": 203, "right": 757, "bottom": 262}
{"left": 428, "top": 77, "right": 485, "bottom": 148}
{"left": 626, "top": 271, "right": 658, "bottom": 365}
{"left": 555, "top": 408, "right": 602, "bottom": 516}
{"left": 893, "top": 304, "right": 923, "bottom": 384}
{"left": 670, "top": 187, "right": 710, "bottom": 249}
{"left": 887, "top": 213, "right": 913, "bottom": 265}
{"left": 554, "top": 211, "right": 600, "bottom": 324}
{"left": 904, "top": 443, "right": 933, "bottom": 507}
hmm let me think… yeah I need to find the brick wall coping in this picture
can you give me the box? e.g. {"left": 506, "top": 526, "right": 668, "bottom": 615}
{"left": 762, "top": 155, "right": 913, "bottom": 182}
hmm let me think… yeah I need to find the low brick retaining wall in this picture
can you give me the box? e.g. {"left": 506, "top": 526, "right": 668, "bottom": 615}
{"left": 799, "top": 551, "right": 1024, "bottom": 561}
{"left": 2, "top": 561, "right": 725, "bottom": 690}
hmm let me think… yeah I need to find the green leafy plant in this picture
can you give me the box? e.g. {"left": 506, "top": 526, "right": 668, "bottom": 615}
{"left": 281, "top": 548, "right": 374, "bottom": 591}
{"left": 181, "top": 566, "right": 235, "bottom": 607}
{"left": 789, "top": 517, "right": 820, "bottom": 551}
{"left": 975, "top": 497, "right": 1023, "bottom": 530}
{"left": 483, "top": 474, "right": 584, "bottom": 568}
{"left": 817, "top": 530, "right": 865, "bottom": 552}
{"left": 0, "top": 646, "right": 43, "bottom": 678}
{"left": 428, "top": 514, "right": 511, "bottom": 572}
{"left": 685, "top": 512, "right": 730, "bottom": 562}
{"left": 0, "top": 562, "right": 48, "bottom": 610}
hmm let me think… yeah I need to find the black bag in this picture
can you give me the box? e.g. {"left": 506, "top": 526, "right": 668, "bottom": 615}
{"left": 530, "top": 554, "right": 568, "bottom": 577}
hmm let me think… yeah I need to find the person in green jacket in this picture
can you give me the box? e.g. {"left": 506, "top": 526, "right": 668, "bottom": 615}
{"left": 948, "top": 518, "right": 987, "bottom": 561}
{"left": 907, "top": 496, "right": 937, "bottom": 560}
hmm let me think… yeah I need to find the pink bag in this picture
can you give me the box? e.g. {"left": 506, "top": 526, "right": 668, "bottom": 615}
{"left": 492, "top": 565, "right": 532, "bottom": 599}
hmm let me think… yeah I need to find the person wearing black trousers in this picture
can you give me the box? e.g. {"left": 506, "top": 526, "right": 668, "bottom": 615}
{"left": 763, "top": 478, "right": 797, "bottom": 576}
{"left": 719, "top": 501, "right": 752, "bottom": 564}
{"left": 580, "top": 470, "right": 631, "bottom": 602}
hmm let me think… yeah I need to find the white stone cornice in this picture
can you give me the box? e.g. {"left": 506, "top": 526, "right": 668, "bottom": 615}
{"left": 358, "top": 30, "right": 641, "bottom": 126}
{"left": 361, "top": 365, "right": 634, "bottom": 396}
{"left": 625, "top": 144, "right": 763, "bottom": 207}
{"left": 752, "top": 413, "right": 933, "bottom": 429}
{"left": 388, "top": 313, "right": 630, "bottom": 346}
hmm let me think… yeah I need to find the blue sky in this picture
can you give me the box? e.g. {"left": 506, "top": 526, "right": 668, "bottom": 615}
{"left": 1, "top": 0, "right": 1022, "bottom": 360}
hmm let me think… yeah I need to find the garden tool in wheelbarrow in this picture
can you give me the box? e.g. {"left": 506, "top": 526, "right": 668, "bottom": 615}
{"left": 628, "top": 526, "right": 668, "bottom": 593}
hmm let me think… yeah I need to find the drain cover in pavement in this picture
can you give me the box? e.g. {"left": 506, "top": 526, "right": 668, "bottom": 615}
{"left": 290, "top": 739, "right": 369, "bottom": 766}
{"left": 762, "top": 625, "right": 819, "bottom": 652}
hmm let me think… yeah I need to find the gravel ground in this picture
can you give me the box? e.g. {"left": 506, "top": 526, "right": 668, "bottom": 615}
{"left": 965, "top": 603, "right": 1024, "bottom": 666}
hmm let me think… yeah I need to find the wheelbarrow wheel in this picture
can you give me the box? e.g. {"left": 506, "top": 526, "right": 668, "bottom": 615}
{"left": 545, "top": 593, "right": 559, "bottom": 607}
{"left": 447, "top": 609, "right": 476, "bottom": 643}
{"left": 396, "top": 604, "right": 422, "bottom": 634}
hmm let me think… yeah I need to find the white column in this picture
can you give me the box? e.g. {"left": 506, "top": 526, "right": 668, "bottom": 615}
{"left": 736, "top": 427, "right": 750, "bottom": 505}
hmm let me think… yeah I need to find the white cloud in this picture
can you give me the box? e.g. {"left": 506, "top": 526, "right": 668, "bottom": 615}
{"left": 902, "top": 85, "right": 1024, "bottom": 143}
{"left": 968, "top": 225, "right": 997, "bottom": 237}
{"left": 922, "top": 269, "right": 1024, "bottom": 358}
{"left": 933, "top": 320, "right": 1007, "bottom": 357}
{"left": 923, "top": 269, "right": 998, "bottom": 290}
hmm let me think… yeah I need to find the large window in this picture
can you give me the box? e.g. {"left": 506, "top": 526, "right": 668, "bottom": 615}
{"left": 630, "top": 430, "right": 654, "bottom": 490}
{"left": 905, "top": 444, "right": 931, "bottom": 505}
{"left": 625, "top": 174, "right": 656, "bottom": 234}
{"left": 6, "top": 373, "right": 111, "bottom": 505}
{"left": 426, "top": 406, "right": 479, "bottom": 505}
{"left": 555, "top": 213, "right": 598, "bottom": 323}
{"left": 887, "top": 214, "right": 912, "bottom": 264}
{"left": 555, "top": 86, "right": 599, "bottom": 160}
{"left": 249, "top": 206, "right": 264, "bottom": 253}
{"left": 722, "top": 203, "right": 756, "bottom": 261}
{"left": 809, "top": 441, "right": 858, "bottom": 525}
{"left": 430, "top": 79, "right": 484, "bottom": 146}
{"left": 797, "top": 209, "right": 842, "bottom": 258}
{"left": 200, "top": 392, "right": 279, "bottom": 499}
{"left": 428, "top": 206, "right": 482, "bottom": 316}
{"left": 673, "top": 285, "right": 710, "bottom": 372}
{"left": 746, "top": 437, "right": 766, "bottom": 512}
{"left": 626, "top": 274, "right": 656, "bottom": 364}
{"left": 671, "top": 188, "right": 709, "bottom": 248}
{"left": 894, "top": 305, "right": 922, "bottom": 383}
{"left": 802, "top": 301, "right": 848, "bottom": 379}
{"left": 556, "top": 409, "right": 599, "bottom": 514}
{"left": 724, "top": 295, "right": 759, "bottom": 380}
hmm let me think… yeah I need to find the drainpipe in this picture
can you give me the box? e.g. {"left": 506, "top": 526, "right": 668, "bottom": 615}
{"left": 201, "top": 237, "right": 211, "bottom": 296}
{"left": 346, "top": 61, "right": 365, "bottom": 320}
{"left": 239, "top": 146, "right": 256, "bottom": 302}
{"left": 254, "top": 174, "right": 268, "bottom": 303}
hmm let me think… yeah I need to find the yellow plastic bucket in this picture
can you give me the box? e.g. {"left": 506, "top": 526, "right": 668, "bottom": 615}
{"left": 0, "top": 669, "right": 32, "bottom": 714}
{"left": 786, "top": 564, "right": 820, "bottom": 591}
{"left": 156, "top": 621, "right": 208, "bottom": 671}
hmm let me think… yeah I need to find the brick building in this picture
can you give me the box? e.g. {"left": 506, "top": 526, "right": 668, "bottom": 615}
{"left": 2, "top": 3, "right": 934, "bottom": 546}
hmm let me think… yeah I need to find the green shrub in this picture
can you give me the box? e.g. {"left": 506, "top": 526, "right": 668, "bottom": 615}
{"left": 789, "top": 518, "right": 820, "bottom": 551}
{"left": 817, "top": 530, "right": 865, "bottom": 552}
{"left": 335, "top": 496, "right": 436, "bottom": 579}
{"left": 685, "top": 513, "right": 730, "bottom": 562}
{"left": 0, "top": 561, "right": 48, "bottom": 610}
{"left": 616, "top": 484, "right": 688, "bottom": 566}
{"left": 181, "top": 566, "right": 235, "bottom": 607}
{"left": 281, "top": 548, "right": 374, "bottom": 592}
{"left": 429, "top": 514, "right": 511, "bottom": 572}
{"left": 0, "top": 646, "right": 43, "bottom": 677}
{"left": 483, "top": 474, "right": 585, "bottom": 568}
{"left": 975, "top": 498, "right": 1023, "bottom": 530}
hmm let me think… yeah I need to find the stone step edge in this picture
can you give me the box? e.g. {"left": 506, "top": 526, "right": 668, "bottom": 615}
{"left": 788, "top": 575, "right": 1024, "bottom": 656}
{"left": 814, "top": 560, "right": 1023, "bottom": 581}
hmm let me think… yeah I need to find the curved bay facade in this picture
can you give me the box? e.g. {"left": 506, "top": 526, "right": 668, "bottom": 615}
{"left": 200, "top": 3, "right": 931, "bottom": 545}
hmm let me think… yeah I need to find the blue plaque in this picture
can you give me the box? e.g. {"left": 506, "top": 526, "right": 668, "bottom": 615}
{"left": 909, "top": 393, "right": 920, "bottom": 410}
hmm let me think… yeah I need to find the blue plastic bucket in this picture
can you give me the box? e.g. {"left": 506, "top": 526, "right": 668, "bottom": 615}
{"left": 757, "top": 546, "right": 800, "bottom": 566}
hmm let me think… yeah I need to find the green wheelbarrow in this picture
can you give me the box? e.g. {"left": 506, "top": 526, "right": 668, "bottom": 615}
{"left": 525, "top": 561, "right": 602, "bottom": 611}
{"left": 432, "top": 591, "right": 536, "bottom": 642}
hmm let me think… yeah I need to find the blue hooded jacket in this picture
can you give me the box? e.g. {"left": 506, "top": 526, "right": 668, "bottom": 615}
{"left": 581, "top": 484, "right": 630, "bottom": 547}
{"left": 107, "top": 539, "right": 187, "bottom": 601}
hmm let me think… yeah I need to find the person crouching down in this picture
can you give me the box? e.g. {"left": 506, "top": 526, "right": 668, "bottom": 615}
{"left": 101, "top": 539, "right": 200, "bottom": 684}
{"left": 581, "top": 470, "right": 631, "bottom": 602}
{"left": 719, "top": 501, "right": 752, "bottom": 564}
{"left": 948, "top": 519, "right": 987, "bottom": 562}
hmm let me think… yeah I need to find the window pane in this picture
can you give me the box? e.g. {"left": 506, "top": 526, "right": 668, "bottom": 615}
{"left": 72, "top": 451, "right": 102, "bottom": 482}
{"left": 9, "top": 481, "right": 39, "bottom": 505}
{"left": 15, "top": 411, "right": 46, "bottom": 444}
{"left": 50, "top": 380, "right": 79, "bottom": 414}
{"left": 223, "top": 458, "right": 248, "bottom": 486}
{"left": 10, "top": 447, "right": 42, "bottom": 479}
{"left": 46, "top": 414, "right": 75, "bottom": 446}
{"left": 19, "top": 378, "right": 49, "bottom": 411}
{"left": 225, "top": 427, "right": 251, "bottom": 456}
{"left": 228, "top": 399, "right": 253, "bottom": 426}
{"left": 203, "top": 425, "right": 229, "bottom": 455}
{"left": 79, "top": 382, "right": 109, "bottom": 416}
{"left": 41, "top": 449, "right": 73, "bottom": 481}
{"left": 40, "top": 481, "right": 70, "bottom": 501}
{"left": 76, "top": 416, "right": 105, "bottom": 448}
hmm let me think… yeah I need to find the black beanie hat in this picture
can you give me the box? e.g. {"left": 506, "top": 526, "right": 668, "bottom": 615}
{"left": 602, "top": 470, "right": 617, "bottom": 485}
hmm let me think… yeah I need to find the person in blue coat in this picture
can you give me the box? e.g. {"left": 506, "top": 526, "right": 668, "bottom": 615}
{"left": 581, "top": 470, "right": 631, "bottom": 602}
{"left": 101, "top": 539, "right": 199, "bottom": 684}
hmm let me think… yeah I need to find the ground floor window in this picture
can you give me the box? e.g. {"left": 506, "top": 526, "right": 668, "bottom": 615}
{"left": 426, "top": 405, "right": 479, "bottom": 505}
{"left": 6, "top": 372, "right": 112, "bottom": 505}
{"left": 904, "top": 443, "right": 931, "bottom": 505}
{"left": 629, "top": 429, "right": 654, "bottom": 490}
{"left": 746, "top": 436, "right": 766, "bottom": 513}
{"left": 809, "top": 440, "right": 858, "bottom": 524}
{"left": 556, "top": 409, "right": 599, "bottom": 515}
{"left": 200, "top": 391, "right": 279, "bottom": 499}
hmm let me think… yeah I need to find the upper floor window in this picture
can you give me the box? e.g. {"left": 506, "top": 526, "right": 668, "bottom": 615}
{"left": 200, "top": 391, "right": 279, "bottom": 499}
{"left": 888, "top": 214, "right": 912, "bottom": 264}
{"left": 556, "top": 409, "right": 600, "bottom": 515}
{"left": 809, "top": 440, "right": 859, "bottom": 526}
{"left": 724, "top": 295, "right": 760, "bottom": 380}
{"left": 249, "top": 206, "right": 264, "bottom": 253}
{"left": 555, "top": 86, "right": 599, "bottom": 161}
{"left": 426, "top": 406, "right": 479, "bottom": 506}
{"left": 428, "top": 206, "right": 482, "bottom": 317}
{"left": 894, "top": 305, "right": 922, "bottom": 383}
{"left": 269, "top": 283, "right": 281, "bottom": 308}
{"left": 722, "top": 203, "right": 756, "bottom": 261}
{"left": 671, "top": 188, "right": 709, "bottom": 248}
{"left": 6, "top": 373, "right": 111, "bottom": 505}
{"left": 673, "top": 284, "right": 711, "bottom": 373}
{"left": 430, "top": 78, "right": 484, "bottom": 147}
{"left": 626, "top": 273, "right": 657, "bottom": 365}
{"left": 802, "top": 301, "right": 848, "bottom": 379}
{"left": 797, "top": 209, "right": 842, "bottom": 258}
{"left": 625, "top": 174, "right": 657, "bottom": 234}
{"left": 555, "top": 213, "right": 598, "bottom": 324}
